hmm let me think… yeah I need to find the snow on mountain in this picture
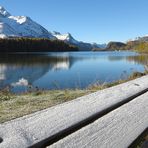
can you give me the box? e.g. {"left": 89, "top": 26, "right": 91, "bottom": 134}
{"left": 52, "top": 31, "right": 106, "bottom": 50}
{"left": 0, "top": 6, "right": 55, "bottom": 39}
{"left": 0, "top": 6, "right": 105, "bottom": 51}
{"left": 52, "top": 32, "right": 79, "bottom": 44}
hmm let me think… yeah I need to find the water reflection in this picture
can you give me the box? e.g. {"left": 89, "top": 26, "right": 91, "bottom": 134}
{"left": 126, "top": 54, "right": 148, "bottom": 71}
{"left": 0, "top": 52, "right": 147, "bottom": 92}
{"left": 108, "top": 56, "right": 126, "bottom": 61}
{"left": 0, "top": 54, "right": 72, "bottom": 91}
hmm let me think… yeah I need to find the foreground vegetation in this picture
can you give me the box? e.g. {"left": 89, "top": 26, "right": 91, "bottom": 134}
{"left": 0, "top": 38, "right": 78, "bottom": 52}
{"left": 0, "top": 71, "right": 147, "bottom": 123}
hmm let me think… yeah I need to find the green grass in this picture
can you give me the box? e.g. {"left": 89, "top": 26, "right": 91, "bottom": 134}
{"left": 0, "top": 71, "right": 147, "bottom": 123}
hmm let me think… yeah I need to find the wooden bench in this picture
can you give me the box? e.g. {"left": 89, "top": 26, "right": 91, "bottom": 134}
{"left": 50, "top": 92, "right": 148, "bottom": 148}
{"left": 0, "top": 75, "right": 148, "bottom": 148}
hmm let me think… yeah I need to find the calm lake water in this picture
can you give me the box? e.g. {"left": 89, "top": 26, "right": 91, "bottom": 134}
{"left": 0, "top": 51, "right": 148, "bottom": 92}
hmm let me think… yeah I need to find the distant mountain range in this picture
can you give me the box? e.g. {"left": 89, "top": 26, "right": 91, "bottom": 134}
{"left": 0, "top": 6, "right": 106, "bottom": 51}
{"left": 1, "top": 6, "right": 148, "bottom": 51}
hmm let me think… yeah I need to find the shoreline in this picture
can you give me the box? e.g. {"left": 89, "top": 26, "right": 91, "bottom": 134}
{"left": 0, "top": 71, "right": 147, "bottom": 123}
{"left": 0, "top": 72, "right": 147, "bottom": 148}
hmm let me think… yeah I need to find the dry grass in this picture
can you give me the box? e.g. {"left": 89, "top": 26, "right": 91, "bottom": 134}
{"left": 0, "top": 89, "right": 90, "bottom": 123}
{"left": 0, "top": 71, "right": 147, "bottom": 123}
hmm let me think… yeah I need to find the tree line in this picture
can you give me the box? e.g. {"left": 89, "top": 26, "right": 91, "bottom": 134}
{"left": 133, "top": 41, "right": 148, "bottom": 53}
{"left": 0, "top": 38, "right": 78, "bottom": 52}
{"left": 100, "top": 41, "right": 148, "bottom": 53}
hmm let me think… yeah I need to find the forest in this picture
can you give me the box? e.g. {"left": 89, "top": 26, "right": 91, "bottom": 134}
{"left": 0, "top": 38, "right": 78, "bottom": 52}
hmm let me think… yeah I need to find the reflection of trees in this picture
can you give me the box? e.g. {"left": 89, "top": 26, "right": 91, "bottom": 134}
{"left": 0, "top": 54, "right": 74, "bottom": 88}
{"left": 0, "top": 53, "right": 97, "bottom": 89}
{"left": 126, "top": 55, "right": 148, "bottom": 71}
{"left": 0, "top": 54, "right": 71, "bottom": 67}
{"left": 0, "top": 53, "right": 95, "bottom": 89}
{"left": 108, "top": 56, "right": 126, "bottom": 61}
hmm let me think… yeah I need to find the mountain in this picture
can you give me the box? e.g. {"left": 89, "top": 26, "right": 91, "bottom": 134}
{"left": 106, "top": 42, "right": 126, "bottom": 50}
{"left": 52, "top": 31, "right": 92, "bottom": 50}
{"left": 92, "top": 43, "right": 107, "bottom": 49}
{"left": 52, "top": 31, "right": 106, "bottom": 50}
{"left": 0, "top": 6, "right": 55, "bottom": 39}
{"left": 0, "top": 6, "right": 105, "bottom": 51}
{"left": 52, "top": 32, "right": 79, "bottom": 44}
{"left": 104, "top": 35, "right": 148, "bottom": 52}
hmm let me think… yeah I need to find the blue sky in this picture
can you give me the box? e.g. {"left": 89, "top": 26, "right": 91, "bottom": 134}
{"left": 0, "top": 0, "right": 148, "bottom": 43}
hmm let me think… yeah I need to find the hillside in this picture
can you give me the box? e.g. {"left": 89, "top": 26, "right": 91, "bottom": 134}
{"left": 104, "top": 38, "right": 148, "bottom": 53}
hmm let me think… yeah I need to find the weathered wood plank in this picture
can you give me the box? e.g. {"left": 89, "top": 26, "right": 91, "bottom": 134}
{"left": 50, "top": 92, "right": 148, "bottom": 148}
{"left": 0, "top": 75, "right": 148, "bottom": 148}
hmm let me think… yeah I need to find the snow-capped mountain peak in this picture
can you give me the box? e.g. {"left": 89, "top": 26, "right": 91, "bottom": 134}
{"left": 0, "top": 6, "right": 55, "bottom": 39}
{"left": 0, "top": 6, "right": 11, "bottom": 17}
{"left": 0, "top": 6, "right": 105, "bottom": 51}
{"left": 52, "top": 31, "right": 107, "bottom": 50}
{"left": 52, "top": 32, "right": 79, "bottom": 44}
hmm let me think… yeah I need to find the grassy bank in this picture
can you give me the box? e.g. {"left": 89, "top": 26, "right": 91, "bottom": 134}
{"left": 0, "top": 71, "right": 147, "bottom": 123}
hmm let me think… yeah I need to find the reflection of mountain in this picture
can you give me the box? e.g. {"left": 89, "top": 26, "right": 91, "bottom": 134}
{"left": 1, "top": 52, "right": 148, "bottom": 92}
{"left": 0, "top": 54, "right": 74, "bottom": 88}
{"left": 1, "top": 53, "right": 94, "bottom": 89}
{"left": 0, "top": 63, "right": 50, "bottom": 88}
{"left": 51, "top": 60, "right": 70, "bottom": 70}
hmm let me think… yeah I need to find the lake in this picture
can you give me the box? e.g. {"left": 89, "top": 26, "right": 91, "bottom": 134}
{"left": 0, "top": 51, "right": 148, "bottom": 93}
